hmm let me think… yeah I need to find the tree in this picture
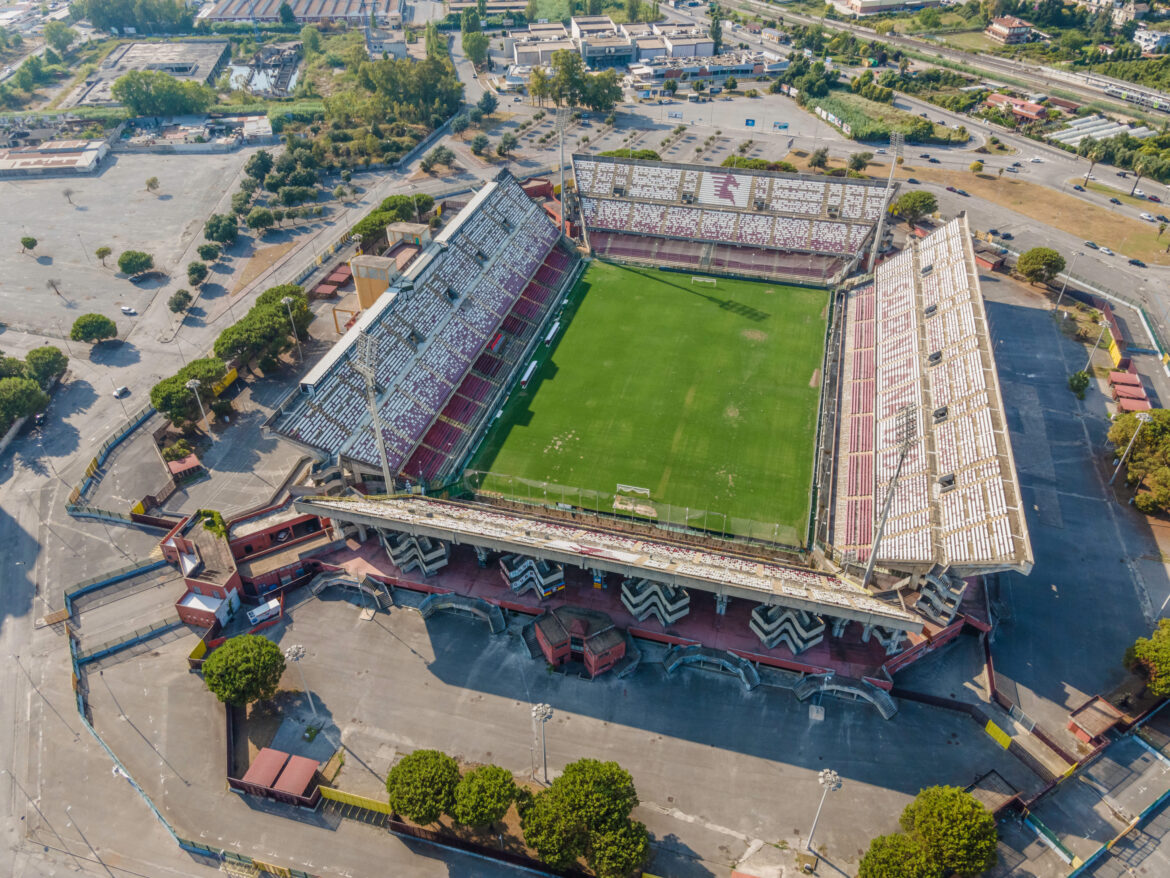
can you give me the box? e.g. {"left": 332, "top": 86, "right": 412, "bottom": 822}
{"left": 589, "top": 820, "right": 650, "bottom": 878}
{"left": 1083, "top": 139, "right": 1105, "bottom": 184}
{"left": 202, "top": 634, "right": 286, "bottom": 706}
{"left": 246, "top": 207, "right": 275, "bottom": 232}
{"left": 584, "top": 69, "right": 623, "bottom": 112}
{"left": 111, "top": 70, "right": 214, "bottom": 117}
{"left": 451, "top": 113, "right": 470, "bottom": 139}
{"left": 168, "top": 289, "right": 193, "bottom": 313}
{"left": 725, "top": 75, "right": 738, "bottom": 90}
{"left": 1068, "top": 370, "right": 1090, "bottom": 398}
{"left": 452, "top": 764, "right": 517, "bottom": 828}
{"left": 151, "top": 357, "right": 225, "bottom": 424}
{"left": 117, "top": 250, "right": 154, "bottom": 276}
{"left": 859, "top": 833, "right": 941, "bottom": 878}
{"left": 497, "top": 132, "right": 518, "bottom": 158}
{"left": 460, "top": 8, "right": 481, "bottom": 33}
{"left": 0, "top": 377, "right": 49, "bottom": 430}
{"left": 663, "top": 79, "right": 678, "bottom": 95}
{"left": 1017, "top": 247, "right": 1066, "bottom": 285}
{"left": 300, "top": 25, "right": 321, "bottom": 54}
{"left": 24, "top": 346, "right": 68, "bottom": 389}
{"left": 19, "top": 236, "right": 36, "bottom": 254}
{"left": 42, "top": 20, "right": 76, "bottom": 54}
{"left": 808, "top": 147, "right": 829, "bottom": 169}
{"left": 70, "top": 313, "right": 117, "bottom": 344}
{"left": 471, "top": 133, "right": 489, "bottom": 155}
{"left": 549, "top": 50, "right": 588, "bottom": 107}
{"left": 463, "top": 30, "right": 489, "bottom": 67}
{"left": 279, "top": 1, "right": 296, "bottom": 25}
{"left": 530, "top": 67, "right": 551, "bottom": 105}
{"left": 892, "top": 190, "right": 937, "bottom": 226}
{"left": 386, "top": 750, "right": 460, "bottom": 825}
{"left": 626, "top": 0, "right": 643, "bottom": 22}
{"left": 197, "top": 243, "right": 221, "bottom": 261}
{"left": 477, "top": 0, "right": 487, "bottom": 16}
{"left": 900, "top": 786, "right": 998, "bottom": 876}
{"left": 95, "top": 245, "right": 112, "bottom": 266}
{"left": 187, "top": 261, "right": 209, "bottom": 286}
{"left": 848, "top": 151, "right": 874, "bottom": 171}
{"left": 1130, "top": 153, "right": 1157, "bottom": 197}
{"left": 244, "top": 150, "right": 274, "bottom": 182}
{"left": 710, "top": 4, "right": 723, "bottom": 54}
{"left": 469, "top": 107, "right": 484, "bottom": 125}
{"left": 969, "top": 160, "right": 983, "bottom": 174}
{"left": 204, "top": 213, "right": 239, "bottom": 245}
{"left": 1127, "top": 619, "right": 1170, "bottom": 695}
{"left": 478, "top": 91, "right": 498, "bottom": 116}
{"left": 145, "top": 176, "right": 160, "bottom": 193}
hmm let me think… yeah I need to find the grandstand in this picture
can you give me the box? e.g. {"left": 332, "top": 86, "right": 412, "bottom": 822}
{"left": 827, "top": 215, "right": 1032, "bottom": 576}
{"left": 266, "top": 170, "right": 580, "bottom": 487}
{"left": 572, "top": 154, "right": 892, "bottom": 284}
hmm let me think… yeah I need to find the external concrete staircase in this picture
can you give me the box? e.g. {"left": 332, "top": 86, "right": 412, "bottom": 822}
{"left": 499, "top": 554, "right": 565, "bottom": 599}
{"left": 418, "top": 592, "right": 506, "bottom": 634}
{"left": 915, "top": 572, "right": 969, "bottom": 626}
{"left": 309, "top": 572, "right": 392, "bottom": 609}
{"left": 611, "top": 631, "right": 642, "bottom": 678}
{"left": 794, "top": 671, "right": 899, "bottom": 719}
{"left": 620, "top": 578, "right": 690, "bottom": 626}
{"left": 663, "top": 644, "right": 761, "bottom": 691}
{"left": 749, "top": 604, "right": 826, "bottom": 654}
{"left": 380, "top": 530, "right": 449, "bottom": 576}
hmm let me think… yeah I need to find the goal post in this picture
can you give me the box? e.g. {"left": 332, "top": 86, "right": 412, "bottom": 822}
{"left": 690, "top": 276, "right": 717, "bottom": 287}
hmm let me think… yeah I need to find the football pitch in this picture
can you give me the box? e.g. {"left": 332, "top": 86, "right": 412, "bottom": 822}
{"left": 468, "top": 262, "right": 829, "bottom": 545}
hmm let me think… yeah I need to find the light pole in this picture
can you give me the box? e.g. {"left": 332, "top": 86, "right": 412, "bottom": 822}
{"left": 1053, "top": 250, "right": 1083, "bottom": 313}
{"left": 1111, "top": 411, "right": 1152, "bottom": 486}
{"left": 282, "top": 295, "right": 302, "bottom": 364}
{"left": 807, "top": 768, "right": 842, "bottom": 855}
{"left": 284, "top": 644, "right": 318, "bottom": 718}
{"left": 1084, "top": 320, "right": 1109, "bottom": 375}
{"left": 532, "top": 702, "right": 552, "bottom": 784}
{"left": 185, "top": 378, "right": 210, "bottom": 439}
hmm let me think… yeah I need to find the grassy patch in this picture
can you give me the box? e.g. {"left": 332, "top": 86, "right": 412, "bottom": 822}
{"left": 1082, "top": 180, "right": 1154, "bottom": 209}
{"left": 941, "top": 31, "right": 999, "bottom": 53}
{"left": 813, "top": 91, "right": 964, "bottom": 143}
{"left": 469, "top": 262, "right": 828, "bottom": 544}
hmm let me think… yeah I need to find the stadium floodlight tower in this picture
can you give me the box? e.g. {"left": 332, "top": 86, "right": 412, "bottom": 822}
{"left": 868, "top": 132, "right": 904, "bottom": 273}
{"left": 862, "top": 403, "right": 916, "bottom": 590}
{"left": 354, "top": 330, "right": 394, "bottom": 494}
{"left": 556, "top": 106, "right": 570, "bottom": 229}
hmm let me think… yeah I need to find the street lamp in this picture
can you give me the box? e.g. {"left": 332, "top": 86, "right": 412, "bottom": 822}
{"left": 185, "top": 378, "right": 210, "bottom": 439}
{"left": 284, "top": 644, "right": 318, "bottom": 718}
{"left": 1111, "top": 411, "right": 1152, "bottom": 486}
{"left": 281, "top": 295, "right": 302, "bottom": 364}
{"left": 807, "top": 768, "right": 842, "bottom": 855}
{"left": 1084, "top": 320, "right": 1110, "bottom": 375}
{"left": 1053, "top": 251, "right": 1083, "bottom": 313}
{"left": 532, "top": 702, "right": 552, "bottom": 784}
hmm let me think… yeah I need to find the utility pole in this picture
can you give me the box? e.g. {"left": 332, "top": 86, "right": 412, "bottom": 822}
{"left": 868, "top": 131, "right": 903, "bottom": 273}
{"left": 807, "top": 768, "right": 842, "bottom": 855}
{"left": 556, "top": 106, "right": 569, "bottom": 235}
{"left": 185, "top": 378, "right": 210, "bottom": 440}
{"left": 354, "top": 331, "right": 394, "bottom": 494}
{"left": 1053, "top": 250, "right": 1083, "bottom": 313}
{"left": 1084, "top": 320, "right": 1109, "bottom": 375}
{"left": 284, "top": 644, "right": 318, "bottom": 718}
{"left": 1111, "top": 411, "right": 1152, "bottom": 486}
{"left": 532, "top": 702, "right": 552, "bottom": 784}
{"left": 862, "top": 404, "right": 916, "bottom": 589}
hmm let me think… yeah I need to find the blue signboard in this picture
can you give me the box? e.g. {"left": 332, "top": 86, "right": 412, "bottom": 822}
{"left": 745, "top": 118, "right": 756, "bottom": 127}
{"left": 773, "top": 121, "right": 789, "bottom": 130}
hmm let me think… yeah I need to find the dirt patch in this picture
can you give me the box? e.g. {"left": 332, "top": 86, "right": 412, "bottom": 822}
{"left": 809, "top": 368, "right": 821, "bottom": 388}
{"left": 741, "top": 329, "right": 768, "bottom": 342}
{"left": 613, "top": 495, "right": 657, "bottom": 517}
{"left": 232, "top": 241, "right": 296, "bottom": 294}
{"left": 725, "top": 404, "right": 740, "bottom": 419}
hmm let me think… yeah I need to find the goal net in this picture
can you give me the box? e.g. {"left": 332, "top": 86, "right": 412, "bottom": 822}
{"left": 690, "top": 276, "right": 717, "bottom": 287}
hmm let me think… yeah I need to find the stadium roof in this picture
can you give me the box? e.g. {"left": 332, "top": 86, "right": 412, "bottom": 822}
{"left": 295, "top": 495, "right": 924, "bottom": 631}
{"left": 831, "top": 215, "right": 1032, "bottom": 576}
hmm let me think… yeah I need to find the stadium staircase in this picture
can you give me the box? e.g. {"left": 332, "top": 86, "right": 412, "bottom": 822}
{"left": 418, "top": 593, "right": 506, "bottom": 634}
{"left": 914, "top": 573, "right": 968, "bottom": 626}
{"left": 498, "top": 554, "right": 565, "bottom": 599}
{"left": 794, "top": 672, "right": 899, "bottom": 719}
{"left": 663, "top": 645, "right": 761, "bottom": 691}
{"left": 611, "top": 631, "right": 642, "bottom": 678}
{"left": 749, "top": 605, "right": 825, "bottom": 654}
{"left": 620, "top": 579, "right": 690, "bottom": 626}
{"left": 379, "top": 530, "right": 449, "bottom": 576}
{"left": 521, "top": 621, "right": 544, "bottom": 659}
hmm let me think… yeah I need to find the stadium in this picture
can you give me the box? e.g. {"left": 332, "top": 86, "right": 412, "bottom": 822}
{"left": 269, "top": 157, "right": 1033, "bottom": 711}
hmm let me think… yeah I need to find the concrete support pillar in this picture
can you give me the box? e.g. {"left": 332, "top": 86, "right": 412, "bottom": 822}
{"left": 356, "top": 523, "right": 368, "bottom": 543}
{"left": 861, "top": 623, "right": 874, "bottom": 643}
{"left": 590, "top": 568, "right": 607, "bottom": 588}
{"left": 474, "top": 545, "right": 491, "bottom": 567}
{"left": 830, "top": 617, "right": 849, "bottom": 639}
{"left": 715, "top": 593, "right": 730, "bottom": 615}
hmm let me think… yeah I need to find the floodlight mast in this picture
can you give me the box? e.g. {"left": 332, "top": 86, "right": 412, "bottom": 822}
{"left": 868, "top": 132, "right": 904, "bottom": 272}
{"left": 354, "top": 331, "right": 394, "bottom": 493}
{"left": 862, "top": 404, "right": 916, "bottom": 590}
{"left": 556, "top": 107, "right": 569, "bottom": 233}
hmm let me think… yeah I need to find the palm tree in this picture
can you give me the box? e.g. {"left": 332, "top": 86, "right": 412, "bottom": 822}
{"left": 1130, "top": 154, "right": 1156, "bottom": 197}
{"left": 45, "top": 279, "right": 62, "bottom": 297}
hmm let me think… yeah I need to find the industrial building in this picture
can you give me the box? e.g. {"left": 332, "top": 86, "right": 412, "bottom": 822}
{"left": 196, "top": 0, "right": 400, "bottom": 27}
{"left": 67, "top": 40, "right": 230, "bottom": 108}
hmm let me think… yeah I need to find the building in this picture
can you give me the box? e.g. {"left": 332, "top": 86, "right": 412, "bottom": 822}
{"left": 513, "top": 37, "right": 578, "bottom": 67}
{"left": 842, "top": 0, "right": 941, "bottom": 13}
{"left": 985, "top": 93, "right": 1048, "bottom": 122}
{"left": 0, "top": 140, "right": 109, "bottom": 177}
{"left": 569, "top": 15, "right": 618, "bottom": 39}
{"left": 985, "top": 16, "right": 1033, "bottom": 45}
{"left": 627, "top": 51, "right": 787, "bottom": 92}
{"left": 66, "top": 40, "right": 230, "bottom": 108}
{"left": 1133, "top": 26, "right": 1170, "bottom": 53}
{"left": 661, "top": 34, "right": 715, "bottom": 58}
{"left": 197, "top": 0, "right": 400, "bottom": 26}
{"left": 1078, "top": 0, "right": 1147, "bottom": 25}
{"left": 579, "top": 33, "right": 637, "bottom": 68}
{"left": 534, "top": 606, "right": 627, "bottom": 676}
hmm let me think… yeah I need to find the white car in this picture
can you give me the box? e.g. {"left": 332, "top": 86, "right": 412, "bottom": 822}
{"left": 1135, "top": 188, "right": 1145, "bottom": 197}
{"left": 1100, "top": 247, "right": 1115, "bottom": 256}
{"left": 112, "top": 386, "right": 129, "bottom": 399}
{"left": 120, "top": 305, "right": 136, "bottom": 315}
{"left": 1141, "top": 212, "right": 1156, "bottom": 222}
{"left": 1030, "top": 156, "right": 1043, "bottom": 163}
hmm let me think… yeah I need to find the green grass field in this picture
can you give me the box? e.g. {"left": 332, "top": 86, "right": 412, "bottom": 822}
{"left": 467, "top": 262, "right": 829, "bottom": 545}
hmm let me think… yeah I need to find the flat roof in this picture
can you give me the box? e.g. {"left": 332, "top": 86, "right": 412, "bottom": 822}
{"left": 242, "top": 748, "right": 288, "bottom": 787}
{"left": 200, "top": 0, "right": 398, "bottom": 19}
{"left": 273, "top": 754, "right": 319, "bottom": 795}
{"left": 178, "top": 591, "right": 223, "bottom": 613}
{"left": 236, "top": 530, "right": 334, "bottom": 579}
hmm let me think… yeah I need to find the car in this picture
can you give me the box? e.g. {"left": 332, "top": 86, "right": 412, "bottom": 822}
{"left": 955, "top": 189, "right": 969, "bottom": 197}
{"left": 119, "top": 305, "right": 136, "bottom": 315}
{"left": 1073, "top": 184, "right": 1085, "bottom": 191}
{"left": 945, "top": 185, "right": 957, "bottom": 192}
{"left": 1110, "top": 197, "right": 1122, "bottom": 205}
{"left": 1129, "top": 258, "right": 1147, "bottom": 267}
{"left": 1118, "top": 171, "right": 1128, "bottom": 178}
{"left": 906, "top": 177, "right": 920, "bottom": 184}
{"left": 1084, "top": 240, "right": 1099, "bottom": 249}
{"left": 112, "top": 386, "right": 129, "bottom": 399}
{"left": 1011, "top": 161, "right": 1023, "bottom": 167}
{"left": 1135, "top": 188, "right": 1145, "bottom": 197}
{"left": 937, "top": 119, "right": 946, "bottom": 124}
{"left": 919, "top": 112, "right": 928, "bottom": 119}
{"left": 33, "top": 412, "right": 45, "bottom": 427}
{"left": 987, "top": 228, "right": 1000, "bottom": 236}
{"left": 1005, "top": 166, "right": 1019, "bottom": 173}
{"left": 1100, "top": 247, "right": 1115, "bottom": 256}
{"left": 1158, "top": 214, "right": 1170, "bottom": 222}
{"left": 1030, "top": 156, "right": 1042, "bottom": 163}
{"left": 513, "top": 96, "right": 522, "bottom": 102}
{"left": 1141, "top": 212, "right": 1156, "bottom": 222}
{"left": 1149, "top": 195, "right": 1162, "bottom": 203}
{"left": 1000, "top": 232, "right": 1013, "bottom": 240}
{"left": 928, "top": 157, "right": 940, "bottom": 163}
{"left": 919, "top": 152, "right": 931, "bottom": 159}
{"left": 876, "top": 148, "right": 886, "bottom": 154}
